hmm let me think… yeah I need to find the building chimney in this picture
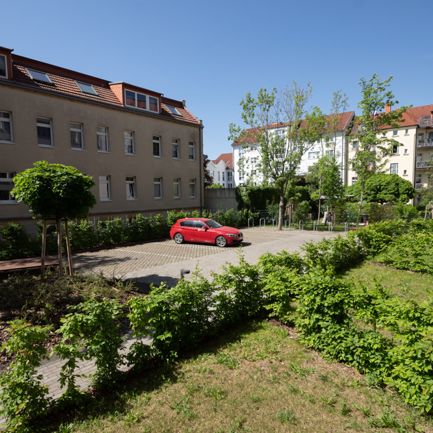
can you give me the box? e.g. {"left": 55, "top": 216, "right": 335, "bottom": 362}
{"left": 385, "top": 104, "right": 392, "bottom": 113}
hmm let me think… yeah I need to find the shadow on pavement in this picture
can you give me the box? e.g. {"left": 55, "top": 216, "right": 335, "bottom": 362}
{"left": 74, "top": 254, "right": 133, "bottom": 271}
{"left": 126, "top": 274, "right": 180, "bottom": 292}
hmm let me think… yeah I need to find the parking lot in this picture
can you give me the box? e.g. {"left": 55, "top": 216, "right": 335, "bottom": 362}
{"left": 74, "top": 227, "right": 339, "bottom": 285}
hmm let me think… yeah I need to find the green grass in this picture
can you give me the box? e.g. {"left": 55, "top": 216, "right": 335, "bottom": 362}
{"left": 343, "top": 261, "right": 433, "bottom": 303}
{"left": 51, "top": 321, "right": 431, "bottom": 433}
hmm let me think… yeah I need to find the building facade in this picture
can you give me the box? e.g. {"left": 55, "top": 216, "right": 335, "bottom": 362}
{"left": 232, "top": 112, "right": 355, "bottom": 186}
{"left": 206, "top": 152, "right": 235, "bottom": 188}
{"left": 0, "top": 46, "right": 203, "bottom": 224}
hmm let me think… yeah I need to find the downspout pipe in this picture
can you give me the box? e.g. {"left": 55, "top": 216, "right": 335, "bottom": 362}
{"left": 199, "top": 119, "right": 204, "bottom": 215}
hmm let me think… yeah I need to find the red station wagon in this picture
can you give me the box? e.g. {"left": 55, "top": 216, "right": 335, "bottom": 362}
{"left": 169, "top": 218, "right": 243, "bottom": 247}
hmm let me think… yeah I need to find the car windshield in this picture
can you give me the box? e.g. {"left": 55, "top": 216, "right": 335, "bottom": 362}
{"left": 205, "top": 219, "right": 222, "bottom": 228}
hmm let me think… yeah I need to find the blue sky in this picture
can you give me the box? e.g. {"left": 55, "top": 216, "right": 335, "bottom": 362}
{"left": 3, "top": 0, "right": 433, "bottom": 159}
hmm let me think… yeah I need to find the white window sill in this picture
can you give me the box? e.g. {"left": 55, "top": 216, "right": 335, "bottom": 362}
{"left": 97, "top": 150, "right": 110, "bottom": 153}
{"left": 153, "top": 154, "right": 161, "bottom": 158}
{"left": 71, "top": 147, "right": 84, "bottom": 151}
{"left": 125, "top": 153, "right": 136, "bottom": 156}
{"left": 153, "top": 197, "right": 162, "bottom": 200}
{"left": 99, "top": 199, "right": 112, "bottom": 202}
{"left": 127, "top": 197, "right": 137, "bottom": 201}
{"left": 0, "top": 140, "right": 14, "bottom": 144}
{"left": 38, "top": 144, "right": 54, "bottom": 148}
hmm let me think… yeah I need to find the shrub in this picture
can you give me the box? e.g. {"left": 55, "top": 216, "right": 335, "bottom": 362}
{"left": 0, "top": 321, "right": 51, "bottom": 433}
{"left": 69, "top": 219, "right": 98, "bottom": 251}
{"left": 0, "top": 223, "right": 37, "bottom": 260}
{"left": 55, "top": 299, "right": 124, "bottom": 390}
{"left": 96, "top": 218, "right": 125, "bottom": 247}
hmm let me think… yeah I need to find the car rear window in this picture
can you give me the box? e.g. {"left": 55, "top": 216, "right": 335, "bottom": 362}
{"left": 180, "top": 221, "right": 194, "bottom": 227}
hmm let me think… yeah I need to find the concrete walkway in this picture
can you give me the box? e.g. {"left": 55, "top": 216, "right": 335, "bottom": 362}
{"left": 0, "top": 227, "right": 339, "bottom": 428}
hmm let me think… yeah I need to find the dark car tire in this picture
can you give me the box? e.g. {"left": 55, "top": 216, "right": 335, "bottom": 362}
{"left": 174, "top": 233, "right": 184, "bottom": 244}
{"left": 215, "top": 235, "right": 227, "bottom": 248}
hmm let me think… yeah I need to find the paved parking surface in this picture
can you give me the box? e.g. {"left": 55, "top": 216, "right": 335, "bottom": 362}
{"left": 75, "top": 227, "right": 340, "bottom": 284}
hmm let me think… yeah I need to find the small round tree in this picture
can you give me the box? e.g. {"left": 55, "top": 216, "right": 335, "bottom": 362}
{"left": 12, "top": 161, "right": 95, "bottom": 275}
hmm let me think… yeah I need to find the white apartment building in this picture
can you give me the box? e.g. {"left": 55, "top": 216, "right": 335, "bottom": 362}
{"left": 233, "top": 112, "right": 355, "bottom": 186}
{"left": 347, "top": 104, "right": 433, "bottom": 192}
{"left": 206, "top": 152, "right": 235, "bottom": 188}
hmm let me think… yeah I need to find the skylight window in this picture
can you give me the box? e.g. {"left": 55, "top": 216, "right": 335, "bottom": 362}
{"left": 77, "top": 81, "right": 98, "bottom": 95}
{"left": 167, "top": 105, "right": 181, "bottom": 116}
{"left": 27, "top": 68, "right": 52, "bottom": 84}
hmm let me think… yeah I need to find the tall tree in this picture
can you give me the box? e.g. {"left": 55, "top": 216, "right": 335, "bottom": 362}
{"left": 351, "top": 75, "right": 407, "bottom": 212}
{"left": 12, "top": 161, "right": 95, "bottom": 276}
{"left": 307, "top": 155, "right": 344, "bottom": 222}
{"left": 230, "top": 83, "right": 321, "bottom": 230}
{"left": 203, "top": 154, "right": 214, "bottom": 188}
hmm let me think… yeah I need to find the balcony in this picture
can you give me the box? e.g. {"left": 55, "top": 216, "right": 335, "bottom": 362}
{"left": 416, "top": 160, "right": 433, "bottom": 169}
{"left": 415, "top": 182, "right": 424, "bottom": 190}
{"left": 416, "top": 139, "right": 433, "bottom": 148}
{"left": 419, "top": 116, "right": 433, "bottom": 128}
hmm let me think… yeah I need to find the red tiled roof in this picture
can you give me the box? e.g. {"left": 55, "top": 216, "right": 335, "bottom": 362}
{"left": 212, "top": 152, "right": 233, "bottom": 169}
{"left": 397, "top": 104, "right": 433, "bottom": 127}
{"left": 4, "top": 52, "right": 200, "bottom": 125}
{"left": 233, "top": 111, "right": 355, "bottom": 145}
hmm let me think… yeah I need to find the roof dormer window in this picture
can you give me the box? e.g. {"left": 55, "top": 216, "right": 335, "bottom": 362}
{"left": 77, "top": 81, "right": 98, "bottom": 95}
{"left": 167, "top": 105, "right": 181, "bottom": 116}
{"left": 0, "top": 55, "right": 7, "bottom": 78}
{"left": 27, "top": 68, "right": 52, "bottom": 84}
{"left": 124, "top": 89, "right": 159, "bottom": 113}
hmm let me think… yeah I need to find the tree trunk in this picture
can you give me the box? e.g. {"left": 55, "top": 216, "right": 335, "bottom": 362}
{"left": 56, "top": 219, "right": 63, "bottom": 276}
{"left": 317, "top": 198, "right": 322, "bottom": 224}
{"left": 41, "top": 220, "right": 47, "bottom": 279}
{"left": 64, "top": 219, "right": 73, "bottom": 276}
{"left": 278, "top": 194, "right": 284, "bottom": 230}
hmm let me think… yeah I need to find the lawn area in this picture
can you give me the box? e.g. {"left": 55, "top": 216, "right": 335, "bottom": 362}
{"left": 53, "top": 321, "right": 431, "bottom": 433}
{"left": 343, "top": 261, "right": 433, "bottom": 303}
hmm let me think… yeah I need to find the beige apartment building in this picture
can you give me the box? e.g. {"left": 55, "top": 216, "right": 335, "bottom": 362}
{"left": 347, "top": 104, "right": 433, "bottom": 196}
{"left": 0, "top": 46, "right": 203, "bottom": 224}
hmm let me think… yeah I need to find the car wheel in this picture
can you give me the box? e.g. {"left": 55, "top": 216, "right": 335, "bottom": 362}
{"left": 215, "top": 235, "right": 227, "bottom": 248}
{"left": 174, "top": 233, "right": 184, "bottom": 244}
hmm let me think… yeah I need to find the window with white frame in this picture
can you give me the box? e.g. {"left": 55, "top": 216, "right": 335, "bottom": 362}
{"left": 222, "top": 172, "right": 225, "bottom": 181}
{"left": 188, "top": 142, "right": 195, "bottom": 160}
{"left": 404, "top": 148, "right": 408, "bottom": 155}
{"left": 153, "top": 136, "right": 161, "bottom": 157}
{"left": 172, "top": 139, "right": 180, "bottom": 159}
{"left": 99, "top": 175, "right": 111, "bottom": 201}
{"left": 125, "top": 176, "right": 137, "bottom": 200}
{"left": 405, "top": 129, "right": 409, "bottom": 135}
{"left": 0, "top": 111, "right": 13, "bottom": 143}
{"left": 36, "top": 117, "right": 53, "bottom": 146}
{"left": 124, "top": 89, "right": 159, "bottom": 113}
{"left": 351, "top": 176, "right": 358, "bottom": 184}
{"left": 418, "top": 133, "right": 425, "bottom": 143}
{"left": 189, "top": 178, "right": 196, "bottom": 198}
{"left": 390, "top": 163, "right": 398, "bottom": 174}
{"left": 308, "top": 151, "right": 319, "bottom": 160}
{"left": 352, "top": 140, "right": 359, "bottom": 150}
{"left": 97, "top": 126, "right": 109, "bottom": 152}
{"left": 0, "top": 55, "right": 7, "bottom": 78}
{"left": 70, "top": 123, "right": 83, "bottom": 150}
{"left": 392, "top": 144, "right": 399, "bottom": 154}
{"left": 403, "top": 169, "right": 407, "bottom": 176}
{"left": 153, "top": 177, "right": 162, "bottom": 199}
{"left": 124, "top": 131, "right": 135, "bottom": 155}
{"left": 173, "top": 178, "right": 181, "bottom": 199}
{"left": 0, "top": 172, "right": 16, "bottom": 203}
{"left": 325, "top": 149, "right": 335, "bottom": 157}
{"left": 392, "top": 130, "right": 398, "bottom": 136}
{"left": 227, "top": 171, "right": 233, "bottom": 181}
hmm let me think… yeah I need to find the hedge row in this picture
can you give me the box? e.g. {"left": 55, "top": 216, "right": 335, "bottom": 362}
{"left": 0, "top": 209, "right": 257, "bottom": 260}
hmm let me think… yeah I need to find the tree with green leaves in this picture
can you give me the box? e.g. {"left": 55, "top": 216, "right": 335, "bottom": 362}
{"left": 347, "top": 173, "right": 414, "bottom": 204}
{"left": 351, "top": 74, "right": 407, "bottom": 213}
{"left": 229, "top": 84, "right": 322, "bottom": 230}
{"left": 12, "top": 161, "right": 95, "bottom": 276}
{"left": 307, "top": 155, "right": 344, "bottom": 222}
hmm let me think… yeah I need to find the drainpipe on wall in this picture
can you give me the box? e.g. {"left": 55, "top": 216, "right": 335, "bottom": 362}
{"left": 199, "top": 119, "right": 204, "bottom": 216}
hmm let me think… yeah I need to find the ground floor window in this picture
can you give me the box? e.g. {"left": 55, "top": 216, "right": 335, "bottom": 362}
{"left": 0, "top": 172, "right": 16, "bottom": 203}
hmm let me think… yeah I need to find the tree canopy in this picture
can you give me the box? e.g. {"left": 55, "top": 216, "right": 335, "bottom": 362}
{"left": 12, "top": 161, "right": 96, "bottom": 220}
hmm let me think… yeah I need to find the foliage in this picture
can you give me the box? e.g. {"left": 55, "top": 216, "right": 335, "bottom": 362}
{"left": 378, "top": 232, "right": 433, "bottom": 274}
{"left": 0, "top": 223, "right": 38, "bottom": 259}
{"left": 11, "top": 161, "right": 95, "bottom": 220}
{"left": 203, "top": 154, "right": 214, "bottom": 188}
{"left": 347, "top": 173, "right": 415, "bottom": 204}
{"left": 235, "top": 185, "right": 279, "bottom": 211}
{"left": 55, "top": 299, "right": 124, "bottom": 390}
{"left": 0, "top": 321, "right": 51, "bottom": 433}
{"left": 351, "top": 75, "right": 407, "bottom": 207}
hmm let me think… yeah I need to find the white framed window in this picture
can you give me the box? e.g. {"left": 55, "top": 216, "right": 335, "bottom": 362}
{"left": 0, "top": 172, "right": 16, "bottom": 203}
{"left": 222, "top": 172, "right": 225, "bottom": 181}
{"left": 124, "top": 89, "right": 159, "bottom": 113}
{"left": 0, "top": 55, "right": 7, "bottom": 78}
{"left": 153, "top": 177, "right": 162, "bottom": 199}
{"left": 418, "top": 133, "right": 425, "bottom": 143}
{"left": 188, "top": 142, "right": 195, "bottom": 160}
{"left": 351, "top": 176, "right": 358, "bottom": 184}
{"left": 325, "top": 149, "right": 335, "bottom": 157}
{"left": 392, "top": 144, "right": 399, "bottom": 154}
{"left": 124, "top": 131, "right": 135, "bottom": 155}
{"left": 405, "top": 129, "right": 409, "bottom": 135}
{"left": 352, "top": 140, "right": 359, "bottom": 150}
{"left": 189, "top": 178, "right": 196, "bottom": 198}
{"left": 153, "top": 136, "right": 161, "bottom": 157}
{"left": 97, "top": 126, "right": 109, "bottom": 152}
{"left": 227, "top": 171, "right": 233, "bottom": 181}
{"left": 70, "top": 123, "right": 83, "bottom": 150}
{"left": 403, "top": 169, "right": 408, "bottom": 176}
{"left": 99, "top": 175, "right": 111, "bottom": 201}
{"left": 404, "top": 148, "right": 408, "bottom": 155}
{"left": 77, "top": 81, "right": 98, "bottom": 96}
{"left": 0, "top": 111, "right": 13, "bottom": 143}
{"left": 390, "top": 163, "right": 398, "bottom": 174}
{"left": 172, "top": 139, "right": 180, "bottom": 159}
{"left": 36, "top": 117, "right": 53, "bottom": 147}
{"left": 126, "top": 176, "right": 137, "bottom": 200}
{"left": 173, "top": 178, "right": 181, "bottom": 199}
{"left": 308, "top": 151, "right": 319, "bottom": 160}
{"left": 28, "top": 68, "right": 52, "bottom": 84}
{"left": 392, "top": 130, "right": 398, "bottom": 136}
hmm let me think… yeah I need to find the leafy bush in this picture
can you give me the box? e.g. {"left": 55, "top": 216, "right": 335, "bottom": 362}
{"left": 69, "top": 219, "right": 98, "bottom": 251}
{"left": 378, "top": 232, "right": 433, "bottom": 274}
{"left": 0, "top": 321, "right": 51, "bottom": 433}
{"left": 0, "top": 223, "right": 38, "bottom": 260}
{"left": 55, "top": 299, "right": 124, "bottom": 390}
